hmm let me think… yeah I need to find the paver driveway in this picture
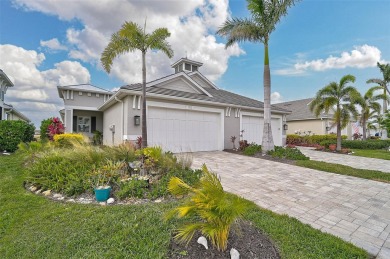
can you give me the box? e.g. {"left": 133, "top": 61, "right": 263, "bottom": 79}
{"left": 192, "top": 151, "right": 390, "bottom": 258}
{"left": 297, "top": 146, "right": 390, "bottom": 173}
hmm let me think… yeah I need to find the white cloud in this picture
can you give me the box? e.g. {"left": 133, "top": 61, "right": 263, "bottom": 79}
{"left": 13, "top": 0, "right": 244, "bottom": 83}
{"left": 40, "top": 38, "right": 67, "bottom": 51}
{"left": 0, "top": 44, "right": 91, "bottom": 126}
{"left": 275, "top": 45, "right": 386, "bottom": 76}
{"left": 271, "top": 92, "right": 283, "bottom": 103}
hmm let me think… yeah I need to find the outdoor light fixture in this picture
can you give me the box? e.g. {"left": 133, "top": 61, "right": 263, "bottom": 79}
{"left": 326, "top": 126, "right": 330, "bottom": 131}
{"left": 134, "top": 115, "right": 140, "bottom": 126}
{"left": 283, "top": 124, "right": 288, "bottom": 131}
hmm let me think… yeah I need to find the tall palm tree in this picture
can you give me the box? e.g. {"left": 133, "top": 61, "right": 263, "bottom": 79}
{"left": 367, "top": 62, "right": 390, "bottom": 113}
{"left": 216, "top": 0, "right": 298, "bottom": 152}
{"left": 310, "top": 75, "right": 360, "bottom": 151}
{"left": 355, "top": 86, "right": 384, "bottom": 140}
{"left": 101, "top": 21, "right": 173, "bottom": 148}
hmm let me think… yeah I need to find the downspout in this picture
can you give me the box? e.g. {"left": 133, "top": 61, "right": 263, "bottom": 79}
{"left": 115, "top": 97, "right": 124, "bottom": 143}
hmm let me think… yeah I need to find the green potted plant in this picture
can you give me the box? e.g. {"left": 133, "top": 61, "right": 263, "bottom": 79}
{"left": 89, "top": 160, "right": 122, "bottom": 202}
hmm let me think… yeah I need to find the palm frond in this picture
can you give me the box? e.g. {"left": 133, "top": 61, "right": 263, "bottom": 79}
{"left": 145, "top": 28, "right": 174, "bottom": 58}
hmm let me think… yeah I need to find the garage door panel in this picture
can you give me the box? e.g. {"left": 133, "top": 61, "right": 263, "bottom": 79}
{"left": 242, "top": 116, "right": 282, "bottom": 146}
{"left": 148, "top": 107, "right": 220, "bottom": 152}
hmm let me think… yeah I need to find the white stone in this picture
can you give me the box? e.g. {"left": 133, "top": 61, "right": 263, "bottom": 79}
{"left": 42, "top": 190, "right": 51, "bottom": 196}
{"left": 35, "top": 189, "right": 42, "bottom": 194}
{"left": 99, "top": 202, "right": 107, "bottom": 206}
{"left": 107, "top": 198, "right": 115, "bottom": 204}
{"left": 29, "top": 186, "right": 37, "bottom": 192}
{"left": 57, "top": 197, "right": 64, "bottom": 201}
{"left": 67, "top": 199, "right": 75, "bottom": 203}
{"left": 154, "top": 198, "right": 162, "bottom": 203}
{"left": 230, "top": 248, "right": 240, "bottom": 259}
{"left": 53, "top": 193, "right": 62, "bottom": 198}
{"left": 197, "top": 236, "right": 208, "bottom": 250}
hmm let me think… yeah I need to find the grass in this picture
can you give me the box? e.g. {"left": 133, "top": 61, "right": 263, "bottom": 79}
{"left": 0, "top": 153, "right": 368, "bottom": 258}
{"left": 296, "top": 160, "right": 390, "bottom": 183}
{"left": 352, "top": 149, "right": 390, "bottom": 160}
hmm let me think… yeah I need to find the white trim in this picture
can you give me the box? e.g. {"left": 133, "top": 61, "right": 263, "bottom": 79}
{"left": 133, "top": 95, "right": 136, "bottom": 109}
{"left": 137, "top": 96, "right": 141, "bottom": 110}
{"left": 146, "top": 101, "right": 224, "bottom": 151}
{"left": 70, "top": 109, "right": 73, "bottom": 133}
{"left": 228, "top": 107, "right": 231, "bottom": 117}
{"left": 96, "top": 93, "right": 100, "bottom": 98}
{"left": 70, "top": 90, "right": 74, "bottom": 100}
{"left": 79, "top": 91, "right": 83, "bottom": 96}
{"left": 66, "top": 90, "right": 69, "bottom": 100}
{"left": 188, "top": 71, "right": 219, "bottom": 90}
{"left": 87, "top": 92, "right": 92, "bottom": 97}
{"left": 64, "top": 105, "right": 100, "bottom": 111}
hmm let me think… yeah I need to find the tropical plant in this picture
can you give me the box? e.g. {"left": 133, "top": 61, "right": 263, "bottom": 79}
{"left": 40, "top": 117, "right": 53, "bottom": 142}
{"left": 310, "top": 75, "right": 360, "bottom": 151}
{"left": 231, "top": 135, "right": 237, "bottom": 149}
{"left": 354, "top": 86, "right": 385, "bottom": 140}
{"left": 367, "top": 62, "right": 390, "bottom": 113}
{"left": 217, "top": 0, "right": 299, "bottom": 152}
{"left": 166, "top": 164, "right": 247, "bottom": 252}
{"left": 101, "top": 20, "right": 174, "bottom": 148}
{"left": 48, "top": 117, "right": 64, "bottom": 141}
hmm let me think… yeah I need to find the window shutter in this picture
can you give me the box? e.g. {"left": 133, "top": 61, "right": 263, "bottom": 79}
{"left": 91, "top": 116, "right": 96, "bottom": 132}
{"left": 73, "top": 116, "right": 77, "bottom": 132}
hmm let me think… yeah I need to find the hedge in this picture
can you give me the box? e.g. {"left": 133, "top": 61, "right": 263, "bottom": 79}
{"left": 319, "top": 139, "right": 390, "bottom": 150}
{"left": 286, "top": 134, "right": 347, "bottom": 146}
{"left": 53, "top": 133, "right": 85, "bottom": 148}
{"left": 0, "top": 120, "right": 35, "bottom": 152}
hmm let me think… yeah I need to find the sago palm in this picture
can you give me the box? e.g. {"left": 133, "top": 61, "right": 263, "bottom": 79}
{"left": 101, "top": 20, "right": 173, "bottom": 148}
{"left": 355, "top": 86, "right": 386, "bottom": 140}
{"left": 310, "top": 75, "right": 360, "bottom": 151}
{"left": 217, "top": 0, "right": 299, "bottom": 153}
{"left": 166, "top": 164, "right": 247, "bottom": 252}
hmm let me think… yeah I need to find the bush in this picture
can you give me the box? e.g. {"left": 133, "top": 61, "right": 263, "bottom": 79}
{"left": 286, "top": 134, "right": 347, "bottom": 146}
{"left": 341, "top": 140, "right": 390, "bottom": 150}
{"left": 243, "top": 143, "right": 261, "bottom": 156}
{"left": 48, "top": 117, "right": 64, "bottom": 140}
{"left": 53, "top": 133, "right": 85, "bottom": 148}
{"left": 40, "top": 118, "right": 52, "bottom": 142}
{"left": 267, "top": 146, "right": 309, "bottom": 160}
{"left": 239, "top": 140, "right": 249, "bottom": 150}
{"left": 116, "top": 178, "right": 149, "bottom": 199}
{"left": 0, "top": 120, "right": 35, "bottom": 152}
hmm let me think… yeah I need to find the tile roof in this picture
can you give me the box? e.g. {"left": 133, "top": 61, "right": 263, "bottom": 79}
{"left": 120, "top": 84, "right": 289, "bottom": 113}
{"left": 274, "top": 98, "right": 332, "bottom": 120}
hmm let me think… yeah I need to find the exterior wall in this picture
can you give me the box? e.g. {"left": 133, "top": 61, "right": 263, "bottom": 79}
{"left": 61, "top": 90, "right": 111, "bottom": 108}
{"left": 125, "top": 95, "right": 142, "bottom": 141}
{"left": 6, "top": 112, "right": 25, "bottom": 122}
{"left": 102, "top": 100, "right": 123, "bottom": 146}
{"left": 157, "top": 78, "right": 200, "bottom": 94}
{"left": 286, "top": 119, "right": 326, "bottom": 135}
{"left": 224, "top": 115, "right": 240, "bottom": 149}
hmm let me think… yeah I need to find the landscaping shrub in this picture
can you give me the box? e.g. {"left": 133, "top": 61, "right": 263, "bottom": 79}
{"left": 286, "top": 134, "right": 347, "bottom": 146}
{"left": 341, "top": 140, "right": 390, "bottom": 150}
{"left": 239, "top": 140, "right": 249, "bottom": 150}
{"left": 243, "top": 143, "right": 261, "bottom": 156}
{"left": 40, "top": 117, "right": 53, "bottom": 142}
{"left": 116, "top": 178, "right": 149, "bottom": 199}
{"left": 0, "top": 120, "right": 35, "bottom": 152}
{"left": 53, "top": 133, "right": 85, "bottom": 148}
{"left": 267, "top": 146, "right": 309, "bottom": 160}
{"left": 166, "top": 165, "right": 247, "bottom": 251}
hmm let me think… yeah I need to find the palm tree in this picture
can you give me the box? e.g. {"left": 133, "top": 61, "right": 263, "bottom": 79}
{"left": 216, "top": 0, "right": 298, "bottom": 152}
{"left": 101, "top": 21, "right": 173, "bottom": 148}
{"left": 355, "top": 86, "right": 383, "bottom": 140}
{"left": 310, "top": 75, "right": 360, "bottom": 151}
{"left": 367, "top": 62, "right": 390, "bottom": 113}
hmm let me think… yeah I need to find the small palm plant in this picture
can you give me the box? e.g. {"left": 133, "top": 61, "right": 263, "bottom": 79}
{"left": 166, "top": 164, "right": 247, "bottom": 252}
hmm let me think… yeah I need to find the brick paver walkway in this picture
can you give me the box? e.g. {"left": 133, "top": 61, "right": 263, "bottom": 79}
{"left": 297, "top": 146, "right": 390, "bottom": 173}
{"left": 192, "top": 151, "right": 390, "bottom": 258}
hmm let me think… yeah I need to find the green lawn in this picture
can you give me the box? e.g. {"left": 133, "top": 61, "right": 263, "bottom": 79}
{"left": 296, "top": 160, "right": 390, "bottom": 183}
{"left": 352, "top": 149, "right": 390, "bottom": 160}
{"left": 0, "top": 153, "right": 368, "bottom": 258}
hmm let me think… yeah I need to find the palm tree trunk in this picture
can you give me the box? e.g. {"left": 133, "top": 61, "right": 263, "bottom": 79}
{"left": 383, "top": 89, "right": 388, "bottom": 139}
{"left": 141, "top": 50, "right": 148, "bottom": 148}
{"left": 336, "top": 109, "right": 342, "bottom": 151}
{"left": 261, "top": 43, "right": 274, "bottom": 153}
{"left": 362, "top": 118, "right": 367, "bottom": 140}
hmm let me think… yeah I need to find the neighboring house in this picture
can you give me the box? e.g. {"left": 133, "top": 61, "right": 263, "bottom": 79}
{"left": 0, "top": 69, "right": 30, "bottom": 122}
{"left": 274, "top": 98, "right": 353, "bottom": 139}
{"left": 58, "top": 84, "right": 113, "bottom": 137}
{"left": 58, "top": 58, "right": 290, "bottom": 152}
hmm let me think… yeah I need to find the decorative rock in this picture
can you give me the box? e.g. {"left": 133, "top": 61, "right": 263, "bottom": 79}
{"left": 107, "top": 198, "right": 115, "bottom": 204}
{"left": 29, "top": 186, "right": 37, "bottom": 192}
{"left": 197, "top": 236, "right": 208, "bottom": 250}
{"left": 99, "top": 202, "right": 107, "bottom": 206}
{"left": 230, "top": 248, "right": 240, "bottom": 259}
{"left": 67, "top": 199, "right": 75, "bottom": 203}
{"left": 57, "top": 197, "right": 64, "bottom": 201}
{"left": 154, "top": 198, "right": 162, "bottom": 203}
{"left": 42, "top": 190, "right": 51, "bottom": 196}
{"left": 35, "top": 189, "right": 42, "bottom": 194}
{"left": 53, "top": 193, "right": 62, "bottom": 198}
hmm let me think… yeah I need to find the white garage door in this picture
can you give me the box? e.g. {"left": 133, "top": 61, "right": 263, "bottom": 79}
{"left": 241, "top": 116, "right": 282, "bottom": 146}
{"left": 148, "top": 107, "right": 221, "bottom": 152}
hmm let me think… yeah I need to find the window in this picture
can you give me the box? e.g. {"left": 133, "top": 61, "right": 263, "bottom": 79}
{"left": 192, "top": 65, "right": 198, "bottom": 71}
{"left": 77, "top": 116, "right": 90, "bottom": 133}
{"left": 185, "top": 63, "right": 191, "bottom": 71}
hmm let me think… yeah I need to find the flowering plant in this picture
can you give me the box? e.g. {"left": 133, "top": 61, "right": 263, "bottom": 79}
{"left": 48, "top": 117, "right": 65, "bottom": 141}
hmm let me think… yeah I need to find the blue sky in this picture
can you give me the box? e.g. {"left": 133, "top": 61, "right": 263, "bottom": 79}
{"left": 0, "top": 0, "right": 389, "bottom": 126}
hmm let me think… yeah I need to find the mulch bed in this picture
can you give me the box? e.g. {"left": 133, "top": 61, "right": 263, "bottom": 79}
{"left": 224, "top": 149, "right": 297, "bottom": 165}
{"left": 168, "top": 220, "right": 280, "bottom": 259}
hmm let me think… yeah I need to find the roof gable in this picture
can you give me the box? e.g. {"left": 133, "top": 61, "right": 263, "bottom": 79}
{"left": 189, "top": 72, "right": 218, "bottom": 89}
{"left": 274, "top": 98, "right": 332, "bottom": 121}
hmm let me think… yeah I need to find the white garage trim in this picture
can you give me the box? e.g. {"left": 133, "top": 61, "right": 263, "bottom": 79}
{"left": 146, "top": 101, "right": 224, "bottom": 151}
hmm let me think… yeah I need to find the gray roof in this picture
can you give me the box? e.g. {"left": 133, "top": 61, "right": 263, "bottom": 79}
{"left": 120, "top": 84, "right": 289, "bottom": 113}
{"left": 274, "top": 98, "right": 332, "bottom": 121}
{"left": 58, "top": 84, "right": 112, "bottom": 94}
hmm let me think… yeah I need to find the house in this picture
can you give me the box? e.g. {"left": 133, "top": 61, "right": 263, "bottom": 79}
{"left": 58, "top": 58, "right": 290, "bottom": 152}
{"left": 0, "top": 69, "right": 30, "bottom": 122}
{"left": 274, "top": 98, "right": 353, "bottom": 138}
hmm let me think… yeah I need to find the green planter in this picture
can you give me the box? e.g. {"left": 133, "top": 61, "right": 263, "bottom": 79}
{"left": 94, "top": 186, "right": 111, "bottom": 202}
